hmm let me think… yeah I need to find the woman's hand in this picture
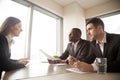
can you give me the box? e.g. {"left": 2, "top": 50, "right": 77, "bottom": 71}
{"left": 18, "top": 58, "right": 29, "bottom": 65}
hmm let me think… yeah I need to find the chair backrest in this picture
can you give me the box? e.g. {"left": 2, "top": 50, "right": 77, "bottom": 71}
{"left": 0, "top": 70, "right": 2, "bottom": 79}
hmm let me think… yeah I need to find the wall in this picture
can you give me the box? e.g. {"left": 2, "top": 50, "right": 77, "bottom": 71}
{"left": 85, "top": 0, "right": 120, "bottom": 18}
{"left": 28, "top": 0, "right": 63, "bottom": 17}
{"left": 63, "top": 2, "right": 86, "bottom": 50}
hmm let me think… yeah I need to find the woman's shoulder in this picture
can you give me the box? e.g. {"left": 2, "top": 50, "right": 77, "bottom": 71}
{"left": 0, "top": 33, "right": 5, "bottom": 38}
{"left": 0, "top": 34, "right": 7, "bottom": 42}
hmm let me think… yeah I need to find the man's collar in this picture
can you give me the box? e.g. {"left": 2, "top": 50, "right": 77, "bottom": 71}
{"left": 96, "top": 32, "right": 107, "bottom": 44}
{"left": 72, "top": 40, "right": 80, "bottom": 45}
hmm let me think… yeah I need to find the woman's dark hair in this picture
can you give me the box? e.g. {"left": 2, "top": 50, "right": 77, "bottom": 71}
{"left": 0, "top": 17, "right": 21, "bottom": 36}
{"left": 86, "top": 17, "right": 104, "bottom": 30}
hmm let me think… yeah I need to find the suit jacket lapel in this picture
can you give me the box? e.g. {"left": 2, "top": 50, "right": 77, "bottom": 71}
{"left": 95, "top": 44, "right": 103, "bottom": 57}
{"left": 75, "top": 40, "right": 83, "bottom": 57}
{"left": 103, "top": 43, "right": 108, "bottom": 57}
{"left": 103, "top": 33, "right": 111, "bottom": 57}
{"left": 70, "top": 43, "right": 75, "bottom": 56}
{"left": 91, "top": 40, "right": 103, "bottom": 57}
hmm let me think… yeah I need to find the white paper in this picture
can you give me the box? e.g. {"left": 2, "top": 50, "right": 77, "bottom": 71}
{"left": 39, "top": 49, "right": 56, "bottom": 60}
{"left": 54, "top": 63, "right": 67, "bottom": 66}
{"left": 66, "top": 68, "right": 88, "bottom": 74}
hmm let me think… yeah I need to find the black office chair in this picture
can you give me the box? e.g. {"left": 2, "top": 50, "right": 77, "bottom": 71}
{"left": 0, "top": 70, "right": 2, "bottom": 79}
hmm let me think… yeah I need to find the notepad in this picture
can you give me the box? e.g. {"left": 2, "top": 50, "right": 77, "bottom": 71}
{"left": 66, "top": 68, "right": 88, "bottom": 74}
{"left": 55, "top": 63, "right": 67, "bottom": 66}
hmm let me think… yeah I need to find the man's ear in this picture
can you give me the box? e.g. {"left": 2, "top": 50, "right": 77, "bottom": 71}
{"left": 98, "top": 25, "right": 103, "bottom": 30}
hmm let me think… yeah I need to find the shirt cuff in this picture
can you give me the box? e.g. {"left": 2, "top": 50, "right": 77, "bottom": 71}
{"left": 91, "top": 62, "right": 97, "bottom": 71}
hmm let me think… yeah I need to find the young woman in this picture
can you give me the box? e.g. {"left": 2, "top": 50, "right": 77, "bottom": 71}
{"left": 0, "top": 17, "right": 29, "bottom": 78}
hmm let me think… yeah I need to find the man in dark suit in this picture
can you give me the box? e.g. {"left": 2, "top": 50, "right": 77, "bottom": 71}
{"left": 48, "top": 28, "right": 90, "bottom": 65}
{"left": 73, "top": 17, "right": 120, "bottom": 72}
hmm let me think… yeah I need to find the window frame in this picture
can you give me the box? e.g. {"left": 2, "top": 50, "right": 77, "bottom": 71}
{"left": 12, "top": 0, "right": 63, "bottom": 58}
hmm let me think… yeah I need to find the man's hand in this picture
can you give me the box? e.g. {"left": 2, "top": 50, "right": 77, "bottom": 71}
{"left": 73, "top": 61, "right": 94, "bottom": 72}
{"left": 68, "top": 55, "right": 77, "bottom": 65}
{"left": 47, "top": 58, "right": 65, "bottom": 64}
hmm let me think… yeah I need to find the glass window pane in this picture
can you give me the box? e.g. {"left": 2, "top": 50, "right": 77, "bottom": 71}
{"left": 30, "top": 10, "right": 57, "bottom": 62}
{"left": 101, "top": 14, "right": 120, "bottom": 34}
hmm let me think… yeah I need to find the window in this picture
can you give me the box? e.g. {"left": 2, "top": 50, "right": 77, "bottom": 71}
{"left": 30, "top": 10, "right": 57, "bottom": 61}
{"left": 101, "top": 13, "right": 120, "bottom": 34}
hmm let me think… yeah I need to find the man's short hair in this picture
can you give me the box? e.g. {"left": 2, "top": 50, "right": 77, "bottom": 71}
{"left": 72, "top": 28, "right": 81, "bottom": 35}
{"left": 86, "top": 17, "right": 104, "bottom": 30}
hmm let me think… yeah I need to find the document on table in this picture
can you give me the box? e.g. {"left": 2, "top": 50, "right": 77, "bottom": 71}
{"left": 39, "top": 49, "right": 55, "bottom": 60}
{"left": 54, "top": 63, "right": 67, "bottom": 66}
{"left": 66, "top": 68, "right": 88, "bottom": 74}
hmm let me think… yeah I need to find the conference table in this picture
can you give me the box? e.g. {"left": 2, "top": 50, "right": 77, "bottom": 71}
{"left": 3, "top": 59, "right": 120, "bottom": 80}
{"left": 3, "top": 59, "right": 70, "bottom": 80}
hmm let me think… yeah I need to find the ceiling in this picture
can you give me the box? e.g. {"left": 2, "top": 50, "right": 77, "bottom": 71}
{"left": 52, "top": 0, "right": 111, "bottom": 9}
